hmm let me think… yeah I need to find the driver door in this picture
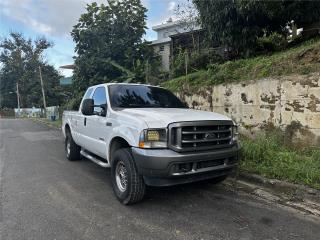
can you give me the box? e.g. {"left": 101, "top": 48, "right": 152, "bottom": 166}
{"left": 83, "top": 86, "right": 109, "bottom": 158}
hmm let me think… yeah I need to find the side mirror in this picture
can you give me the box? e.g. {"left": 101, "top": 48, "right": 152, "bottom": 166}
{"left": 81, "top": 99, "right": 94, "bottom": 115}
{"left": 100, "top": 104, "right": 107, "bottom": 117}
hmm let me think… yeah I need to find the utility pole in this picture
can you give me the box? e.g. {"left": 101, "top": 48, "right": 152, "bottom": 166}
{"left": 145, "top": 59, "right": 149, "bottom": 84}
{"left": 39, "top": 66, "right": 47, "bottom": 118}
{"left": 185, "top": 50, "right": 188, "bottom": 81}
{"left": 16, "top": 82, "right": 20, "bottom": 117}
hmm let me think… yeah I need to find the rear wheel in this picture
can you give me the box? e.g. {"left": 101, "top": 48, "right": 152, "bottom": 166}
{"left": 65, "top": 130, "right": 80, "bottom": 161}
{"left": 111, "top": 148, "right": 145, "bottom": 205}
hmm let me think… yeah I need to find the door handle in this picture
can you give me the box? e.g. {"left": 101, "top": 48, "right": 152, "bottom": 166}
{"left": 84, "top": 117, "right": 87, "bottom": 126}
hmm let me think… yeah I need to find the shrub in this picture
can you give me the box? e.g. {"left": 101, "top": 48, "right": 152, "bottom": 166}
{"left": 257, "top": 32, "right": 288, "bottom": 52}
{"left": 0, "top": 108, "right": 15, "bottom": 117}
{"left": 171, "top": 50, "right": 223, "bottom": 78}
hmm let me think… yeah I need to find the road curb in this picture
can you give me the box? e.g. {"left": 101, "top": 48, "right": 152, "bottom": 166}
{"left": 226, "top": 172, "right": 320, "bottom": 217}
{"left": 31, "top": 118, "right": 61, "bottom": 130}
{"left": 237, "top": 172, "right": 320, "bottom": 203}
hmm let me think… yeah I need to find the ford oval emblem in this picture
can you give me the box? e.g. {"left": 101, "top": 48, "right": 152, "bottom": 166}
{"left": 205, "top": 133, "right": 216, "bottom": 139}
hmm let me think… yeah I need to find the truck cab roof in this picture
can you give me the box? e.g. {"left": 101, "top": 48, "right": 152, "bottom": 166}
{"left": 88, "top": 82, "right": 164, "bottom": 89}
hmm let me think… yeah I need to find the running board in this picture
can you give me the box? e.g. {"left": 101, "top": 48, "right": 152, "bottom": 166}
{"left": 80, "top": 150, "right": 110, "bottom": 168}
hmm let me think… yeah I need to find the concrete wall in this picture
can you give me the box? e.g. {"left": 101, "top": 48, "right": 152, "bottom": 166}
{"left": 178, "top": 73, "right": 320, "bottom": 147}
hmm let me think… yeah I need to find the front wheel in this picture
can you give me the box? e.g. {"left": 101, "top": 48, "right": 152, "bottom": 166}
{"left": 111, "top": 148, "right": 145, "bottom": 205}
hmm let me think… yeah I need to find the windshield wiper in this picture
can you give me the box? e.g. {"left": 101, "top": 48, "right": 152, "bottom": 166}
{"left": 126, "top": 103, "right": 161, "bottom": 108}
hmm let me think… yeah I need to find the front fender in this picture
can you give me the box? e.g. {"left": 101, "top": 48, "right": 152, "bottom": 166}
{"left": 104, "top": 110, "right": 149, "bottom": 161}
{"left": 105, "top": 124, "right": 141, "bottom": 160}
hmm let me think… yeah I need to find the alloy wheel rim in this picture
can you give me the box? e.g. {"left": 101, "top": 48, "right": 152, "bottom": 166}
{"left": 66, "top": 139, "right": 71, "bottom": 156}
{"left": 115, "top": 161, "right": 128, "bottom": 192}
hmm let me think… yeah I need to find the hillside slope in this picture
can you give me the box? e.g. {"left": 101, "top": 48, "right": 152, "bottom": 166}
{"left": 163, "top": 38, "right": 320, "bottom": 92}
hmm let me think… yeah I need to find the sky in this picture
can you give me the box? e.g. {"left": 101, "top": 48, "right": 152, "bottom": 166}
{"left": 0, "top": 0, "right": 187, "bottom": 77}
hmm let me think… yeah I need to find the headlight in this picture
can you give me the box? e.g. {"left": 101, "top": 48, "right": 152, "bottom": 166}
{"left": 232, "top": 124, "right": 239, "bottom": 143}
{"left": 139, "top": 129, "right": 167, "bottom": 149}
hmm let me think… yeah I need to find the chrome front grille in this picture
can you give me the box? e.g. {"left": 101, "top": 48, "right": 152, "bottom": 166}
{"left": 168, "top": 121, "right": 234, "bottom": 152}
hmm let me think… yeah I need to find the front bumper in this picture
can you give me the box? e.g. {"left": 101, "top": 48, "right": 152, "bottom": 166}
{"left": 131, "top": 144, "right": 240, "bottom": 186}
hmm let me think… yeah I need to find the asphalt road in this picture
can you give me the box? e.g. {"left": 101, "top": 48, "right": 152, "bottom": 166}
{"left": 1, "top": 119, "right": 319, "bottom": 240}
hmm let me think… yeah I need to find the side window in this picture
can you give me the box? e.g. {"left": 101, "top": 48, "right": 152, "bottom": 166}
{"left": 92, "top": 87, "right": 107, "bottom": 116}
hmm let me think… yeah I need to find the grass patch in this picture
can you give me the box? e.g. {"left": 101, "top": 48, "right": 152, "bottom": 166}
{"left": 240, "top": 135, "right": 320, "bottom": 189}
{"left": 163, "top": 38, "right": 320, "bottom": 92}
{"left": 34, "top": 118, "right": 62, "bottom": 128}
{"left": 163, "top": 70, "right": 208, "bottom": 92}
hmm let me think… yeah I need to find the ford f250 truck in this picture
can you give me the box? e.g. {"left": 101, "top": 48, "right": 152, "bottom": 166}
{"left": 62, "top": 83, "right": 240, "bottom": 204}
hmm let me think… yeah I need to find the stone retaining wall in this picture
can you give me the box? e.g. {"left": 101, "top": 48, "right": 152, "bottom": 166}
{"left": 178, "top": 73, "right": 320, "bottom": 147}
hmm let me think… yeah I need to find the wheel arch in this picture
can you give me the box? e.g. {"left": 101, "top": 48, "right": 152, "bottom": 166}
{"left": 108, "top": 136, "right": 131, "bottom": 165}
{"left": 64, "top": 123, "right": 76, "bottom": 141}
{"left": 65, "top": 123, "right": 71, "bottom": 133}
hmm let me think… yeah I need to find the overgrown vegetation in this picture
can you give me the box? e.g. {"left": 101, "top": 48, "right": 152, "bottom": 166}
{"left": 163, "top": 37, "right": 320, "bottom": 92}
{"left": 171, "top": 50, "right": 223, "bottom": 78}
{"left": 193, "top": 0, "right": 320, "bottom": 57}
{"left": 240, "top": 134, "right": 320, "bottom": 189}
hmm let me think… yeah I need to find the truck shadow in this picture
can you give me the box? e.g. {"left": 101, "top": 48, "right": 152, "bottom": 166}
{"left": 81, "top": 157, "right": 233, "bottom": 206}
{"left": 143, "top": 179, "right": 230, "bottom": 203}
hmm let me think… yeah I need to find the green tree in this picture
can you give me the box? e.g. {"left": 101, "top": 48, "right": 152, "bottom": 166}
{"left": 193, "top": 0, "right": 320, "bottom": 57}
{"left": 71, "top": 0, "right": 155, "bottom": 93}
{"left": 0, "top": 32, "right": 63, "bottom": 108}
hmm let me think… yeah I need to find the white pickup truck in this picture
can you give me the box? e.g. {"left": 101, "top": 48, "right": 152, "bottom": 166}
{"left": 62, "top": 83, "right": 240, "bottom": 204}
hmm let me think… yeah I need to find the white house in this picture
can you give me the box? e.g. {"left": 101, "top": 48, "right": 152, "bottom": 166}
{"left": 150, "top": 19, "right": 201, "bottom": 71}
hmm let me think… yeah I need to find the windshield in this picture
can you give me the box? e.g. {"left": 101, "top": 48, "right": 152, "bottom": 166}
{"left": 108, "top": 85, "right": 187, "bottom": 108}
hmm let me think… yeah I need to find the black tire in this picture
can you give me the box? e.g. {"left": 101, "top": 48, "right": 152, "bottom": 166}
{"left": 65, "top": 130, "right": 80, "bottom": 161}
{"left": 111, "top": 148, "right": 145, "bottom": 205}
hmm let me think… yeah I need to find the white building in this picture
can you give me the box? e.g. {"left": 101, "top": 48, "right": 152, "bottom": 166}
{"left": 150, "top": 19, "right": 201, "bottom": 71}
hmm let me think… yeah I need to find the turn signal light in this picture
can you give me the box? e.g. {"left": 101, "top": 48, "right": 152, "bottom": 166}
{"left": 139, "top": 141, "right": 145, "bottom": 148}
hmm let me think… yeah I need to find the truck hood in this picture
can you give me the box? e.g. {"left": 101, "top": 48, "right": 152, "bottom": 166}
{"left": 118, "top": 108, "right": 232, "bottom": 128}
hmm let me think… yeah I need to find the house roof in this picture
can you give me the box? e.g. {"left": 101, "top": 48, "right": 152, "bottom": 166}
{"left": 150, "top": 37, "right": 171, "bottom": 46}
{"left": 152, "top": 20, "right": 200, "bottom": 32}
{"left": 169, "top": 29, "right": 204, "bottom": 38}
{"left": 152, "top": 21, "right": 181, "bottom": 31}
{"left": 59, "top": 64, "right": 75, "bottom": 69}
